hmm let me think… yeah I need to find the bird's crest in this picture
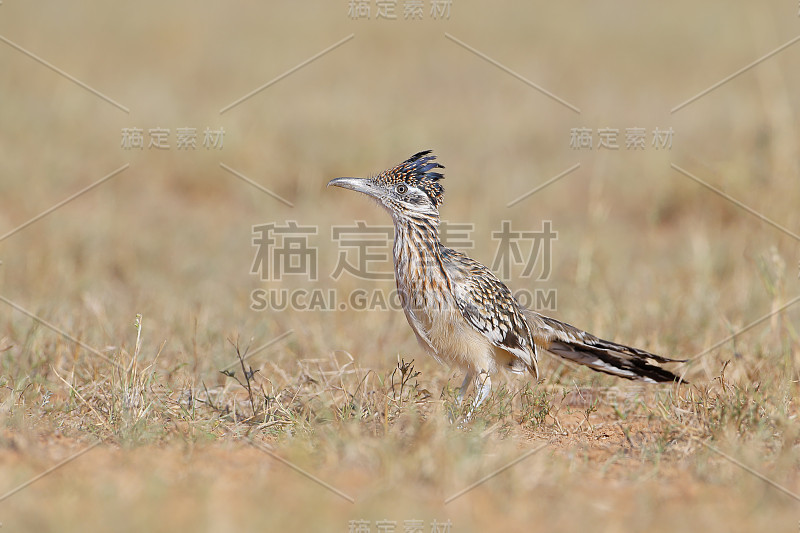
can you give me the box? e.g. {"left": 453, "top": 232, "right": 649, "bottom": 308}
{"left": 374, "top": 150, "right": 445, "bottom": 207}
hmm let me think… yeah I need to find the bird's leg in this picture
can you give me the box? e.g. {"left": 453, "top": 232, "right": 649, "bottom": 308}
{"left": 456, "top": 370, "right": 474, "bottom": 406}
{"left": 472, "top": 370, "right": 491, "bottom": 411}
{"left": 463, "top": 370, "right": 491, "bottom": 422}
{"left": 448, "top": 370, "right": 475, "bottom": 425}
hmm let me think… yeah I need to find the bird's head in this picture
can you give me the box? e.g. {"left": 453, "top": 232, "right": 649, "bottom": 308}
{"left": 328, "top": 150, "right": 445, "bottom": 220}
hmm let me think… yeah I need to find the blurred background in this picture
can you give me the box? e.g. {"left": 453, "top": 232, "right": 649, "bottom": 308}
{"left": 1, "top": 1, "right": 799, "bottom": 531}
{"left": 2, "top": 1, "right": 797, "bottom": 376}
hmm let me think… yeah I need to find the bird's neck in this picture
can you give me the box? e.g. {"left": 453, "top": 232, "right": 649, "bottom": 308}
{"left": 391, "top": 212, "right": 442, "bottom": 255}
{"left": 391, "top": 212, "right": 446, "bottom": 289}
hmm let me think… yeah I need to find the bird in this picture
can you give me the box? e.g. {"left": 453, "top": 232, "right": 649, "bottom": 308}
{"left": 328, "top": 150, "right": 685, "bottom": 416}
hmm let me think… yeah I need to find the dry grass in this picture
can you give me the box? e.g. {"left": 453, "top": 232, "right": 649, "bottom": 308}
{"left": 1, "top": 1, "right": 800, "bottom": 531}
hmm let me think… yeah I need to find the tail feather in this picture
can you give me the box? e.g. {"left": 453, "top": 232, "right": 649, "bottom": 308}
{"left": 524, "top": 310, "right": 685, "bottom": 383}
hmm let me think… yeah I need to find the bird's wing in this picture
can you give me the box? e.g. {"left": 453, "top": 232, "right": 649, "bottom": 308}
{"left": 524, "top": 310, "right": 685, "bottom": 383}
{"left": 442, "top": 248, "right": 539, "bottom": 377}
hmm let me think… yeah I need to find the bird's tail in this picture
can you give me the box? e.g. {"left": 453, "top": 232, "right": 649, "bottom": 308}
{"left": 524, "top": 310, "right": 686, "bottom": 383}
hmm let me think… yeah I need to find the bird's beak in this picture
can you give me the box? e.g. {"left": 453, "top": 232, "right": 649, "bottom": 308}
{"left": 327, "top": 177, "right": 381, "bottom": 200}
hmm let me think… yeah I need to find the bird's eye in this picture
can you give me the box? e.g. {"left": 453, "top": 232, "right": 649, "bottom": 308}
{"left": 396, "top": 184, "right": 408, "bottom": 194}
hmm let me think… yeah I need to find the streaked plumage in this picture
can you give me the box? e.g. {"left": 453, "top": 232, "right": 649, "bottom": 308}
{"left": 328, "top": 151, "right": 684, "bottom": 414}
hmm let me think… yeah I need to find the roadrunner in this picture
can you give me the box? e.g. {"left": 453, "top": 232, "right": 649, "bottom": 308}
{"left": 328, "top": 151, "right": 683, "bottom": 413}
